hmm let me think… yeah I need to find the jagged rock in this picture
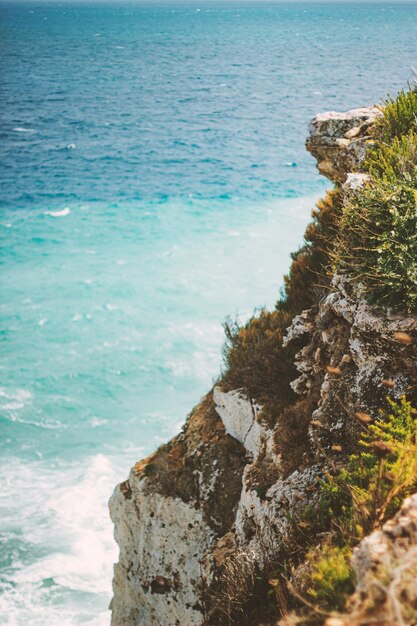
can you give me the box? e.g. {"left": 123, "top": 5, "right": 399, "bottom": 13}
{"left": 285, "top": 274, "right": 417, "bottom": 456}
{"left": 306, "top": 106, "right": 382, "bottom": 182}
{"left": 342, "top": 172, "right": 370, "bottom": 193}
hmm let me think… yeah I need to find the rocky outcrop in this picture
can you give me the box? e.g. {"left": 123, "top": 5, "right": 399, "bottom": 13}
{"left": 109, "top": 393, "right": 247, "bottom": 626}
{"left": 306, "top": 106, "right": 382, "bottom": 182}
{"left": 110, "top": 106, "right": 417, "bottom": 626}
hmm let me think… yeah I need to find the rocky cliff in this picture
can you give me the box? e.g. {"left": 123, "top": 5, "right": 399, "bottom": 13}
{"left": 110, "top": 103, "right": 417, "bottom": 626}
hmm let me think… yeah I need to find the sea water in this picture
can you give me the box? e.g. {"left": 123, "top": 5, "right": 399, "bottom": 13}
{"left": 1, "top": 2, "right": 417, "bottom": 624}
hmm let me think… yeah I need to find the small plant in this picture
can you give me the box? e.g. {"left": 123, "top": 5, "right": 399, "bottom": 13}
{"left": 322, "top": 396, "right": 417, "bottom": 539}
{"left": 365, "top": 131, "right": 417, "bottom": 182}
{"left": 255, "top": 484, "right": 268, "bottom": 500}
{"left": 303, "top": 544, "right": 354, "bottom": 613}
{"left": 222, "top": 308, "right": 297, "bottom": 405}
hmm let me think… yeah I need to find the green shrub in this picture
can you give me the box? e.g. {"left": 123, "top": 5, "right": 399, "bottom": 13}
{"left": 336, "top": 176, "right": 417, "bottom": 312}
{"left": 322, "top": 397, "right": 417, "bottom": 540}
{"left": 144, "top": 462, "right": 155, "bottom": 477}
{"left": 372, "top": 86, "right": 417, "bottom": 142}
{"left": 335, "top": 85, "right": 417, "bottom": 312}
{"left": 365, "top": 132, "right": 417, "bottom": 182}
{"left": 295, "top": 397, "right": 417, "bottom": 617}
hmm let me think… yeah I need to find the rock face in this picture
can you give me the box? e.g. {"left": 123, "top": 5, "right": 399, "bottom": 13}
{"left": 109, "top": 106, "right": 417, "bottom": 626}
{"left": 306, "top": 106, "right": 382, "bottom": 182}
{"left": 109, "top": 393, "right": 247, "bottom": 626}
{"left": 110, "top": 482, "right": 214, "bottom": 626}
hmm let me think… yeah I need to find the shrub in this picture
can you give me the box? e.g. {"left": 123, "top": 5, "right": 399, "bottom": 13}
{"left": 293, "top": 397, "right": 417, "bottom": 618}
{"left": 279, "top": 189, "right": 343, "bottom": 314}
{"left": 372, "top": 86, "right": 417, "bottom": 142}
{"left": 335, "top": 85, "right": 417, "bottom": 313}
{"left": 222, "top": 189, "right": 343, "bottom": 402}
{"left": 222, "top": 309, "right": 297, "bottom": 405}
{"left": 336, "top": 176, "right": 417, "bottom": 312}
{"left": 365, "top": 131, "right": 417, "bottom": 182}
{"left": 322, "top": 397, "right": 417, "bottom": 540}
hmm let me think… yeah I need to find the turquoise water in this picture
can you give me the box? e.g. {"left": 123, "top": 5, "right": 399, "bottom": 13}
{"left": 1, "top": 2, "right": 417, "bottom": 624}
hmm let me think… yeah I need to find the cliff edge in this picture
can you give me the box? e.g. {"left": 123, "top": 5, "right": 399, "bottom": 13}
{"left": 110, "top": 94, "right": 417, "bottom": 626}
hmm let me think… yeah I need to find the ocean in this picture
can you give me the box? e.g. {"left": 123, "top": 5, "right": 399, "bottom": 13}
{"left": 0, "top": 1, "right": 416, "bottom": 624}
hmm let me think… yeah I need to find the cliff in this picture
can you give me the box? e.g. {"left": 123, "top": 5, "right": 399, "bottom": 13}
{"left": 110, "top": 96, "right": 417, "bottom": 626}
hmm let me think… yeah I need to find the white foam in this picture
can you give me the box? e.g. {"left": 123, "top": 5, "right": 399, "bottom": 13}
{"left": 90, "top": 417, "right": 108, "bottom": 427}
{"left": 2, "top": 401, "right": 25, "bottom": 411}
{"left": 44, "top": 208, "right": 71, "bottom": 217}
{"left": 0, "top": 387, "right": 33, "bottom": 403}
{"left": 13, "top": 127, "right": 36, "bottom": 133}
{"left": 0, "top": 454, "right": 126, "bottom": 626}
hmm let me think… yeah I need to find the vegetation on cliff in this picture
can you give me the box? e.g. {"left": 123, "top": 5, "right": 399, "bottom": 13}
{"left": 336, "top": 86, "right": 417, "bottom": 312}
{"left": 298, "top": 396, "right": 417, "bottom": 619}
{"left": 220, "top": 85, "right": 417, "bottom": 625}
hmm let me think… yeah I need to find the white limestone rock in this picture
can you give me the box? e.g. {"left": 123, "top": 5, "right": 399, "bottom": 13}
{"left": 233, "top": 466, "right": 320, "bottom": 568}
{"left": 213, "top": 387, "right": 264, "bottom": 458}
{"left": 109, "top": 472, "right": 214, "bottom": 626}
{"left": 342, "top": 172, "right": 370, "bottom": 193}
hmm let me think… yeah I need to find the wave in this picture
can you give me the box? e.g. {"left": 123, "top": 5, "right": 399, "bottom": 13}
{"left": 44, "top": 208, "right": 71, "bottom": 217}
{"left": 0, "top": 454, "right": 125, "bottom": 626}
{"left": 12, "top": 127, "right": 36, "bottom": 133}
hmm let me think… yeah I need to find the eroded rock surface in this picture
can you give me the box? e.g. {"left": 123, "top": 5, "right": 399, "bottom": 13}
{"left": 110, "top": 272, "right": 417, "bottom": 625}
{"left": 306, "top": 106, "right": 382, "bottom": 182}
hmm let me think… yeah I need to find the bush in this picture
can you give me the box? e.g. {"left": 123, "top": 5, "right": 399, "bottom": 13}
{"left": 279, "top": 189, "right": 343, "bottom": 314}
{"left": 222, "top": 189, "right": 343, "bottom": 403}
{"left": 336, "top": 176, "right": 417, "bottom": 311}
{"left": 293, "top": 397, "right": 417, "bottom": 618}
{"left": 372, "top": 86, "right": 417, "bottom": 142}
{"left": 365, "top": 131, "right": 417, "bottom": 182}
{"left": 335, "top": 85, "right": 417, "bottom": 312}
{"left": 222, "top": 309, "right": 297, "bottom": 406}
{"left": 321, "top": 397, "right": 417, "bottom": 540}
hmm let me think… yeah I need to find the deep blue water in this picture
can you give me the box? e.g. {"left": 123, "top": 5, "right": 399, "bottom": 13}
{"left": 1, "top": 2, "right": 417, "bottom": 624}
